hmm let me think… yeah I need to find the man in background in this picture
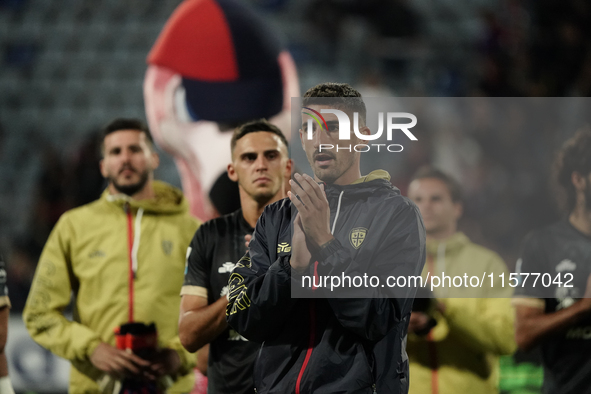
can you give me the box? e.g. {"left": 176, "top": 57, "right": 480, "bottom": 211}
{"left": 407, "top": 167, "right": 516, "bottom": 394}
{"left": 179, "top": 120, "right": 291, "bottom": 394}
{"left": 23, "top": 118, "right": 200, "bottom": 393}
{"left": 514, "top": 129, "right": 591, "bottom": 393}
{"left": 0, "top": 253, "right": 15, "bottom": 394}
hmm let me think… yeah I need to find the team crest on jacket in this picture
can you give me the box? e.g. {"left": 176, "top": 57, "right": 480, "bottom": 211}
{"left": 162, "top": 240, "right": 173, "bottom": 256}
{"left": 349, "top": 228, "right": 367, "bottom": 249}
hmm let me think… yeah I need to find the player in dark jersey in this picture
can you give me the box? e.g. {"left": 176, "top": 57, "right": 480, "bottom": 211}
{"left": 514, "top": 128, "right": 591, "bottom": 394}
{"left": 178, "top": 120, "right": 291, "bottom": 394}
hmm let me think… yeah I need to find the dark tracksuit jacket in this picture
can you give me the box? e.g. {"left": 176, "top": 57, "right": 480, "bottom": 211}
{"left": 226, "top": 170, "right": 426, "bottom": 394}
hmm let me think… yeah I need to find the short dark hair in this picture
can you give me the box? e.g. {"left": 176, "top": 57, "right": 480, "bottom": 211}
{"left": 553, "top": 127, "right": 591, "bottom": 213}
{"left": 302, "top": 82, "right": 366, "bottom": 124}
{"left": 231, "top": 119, "right": 288, "bottom": 153}
{"left": 411, "top": 166, "right": 463, "bottom": 203}
{"left": 101, "top": 118, "right": 154, "bottom": 154}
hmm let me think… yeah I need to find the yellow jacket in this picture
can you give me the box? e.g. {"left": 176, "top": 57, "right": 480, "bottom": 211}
{"left": 23, "top": 181, "right": 200, "bottom": 393}
{"left": 407, "top": 232, "right": 516, "bottom": 394}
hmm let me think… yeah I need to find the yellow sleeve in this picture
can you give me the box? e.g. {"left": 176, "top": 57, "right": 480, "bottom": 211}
{"left": 441, "top": 297, "right": 516, "bottom": 355}
{"left": 440, "top": 254, "right": 516, "bottom": 356}
{"left": 23, "top": 213, "right": 102, "bottom": 362}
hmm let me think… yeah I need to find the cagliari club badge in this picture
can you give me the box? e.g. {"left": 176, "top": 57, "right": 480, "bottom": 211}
{"left": 162, "top": 240, "right": 173, "bottom": 256}
{"left": 349, "top": 228, "right": 367, "bottom": 249}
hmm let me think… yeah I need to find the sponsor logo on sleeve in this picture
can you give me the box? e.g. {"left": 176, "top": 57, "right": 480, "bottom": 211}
{"left": 277, "top": 242, "right": 291, "bottom": 253}
{"left": 219, "top": 262, "right": 237, "bottom": 274}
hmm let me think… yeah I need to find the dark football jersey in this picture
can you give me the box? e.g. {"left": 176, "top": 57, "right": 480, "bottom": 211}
{"left": 515, "top": 220, "right": 591, "bottom": 394}
{"left": 182, "top": 209, "right": 258, "bottom": 394}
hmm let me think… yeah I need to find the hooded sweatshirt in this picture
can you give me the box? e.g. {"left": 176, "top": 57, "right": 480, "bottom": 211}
{"left": 226, "top": 170, "right": 426, "bottom": 394}
{"left": 23, "top": 181, "right": 200, "bottom": 393}
{"left": 407, "top": 232, "right": 516, "bottom": 394}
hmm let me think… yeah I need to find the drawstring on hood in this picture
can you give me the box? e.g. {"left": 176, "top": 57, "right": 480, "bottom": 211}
{"left": 324, "top": 170, "right": 394, "bottom": 235}
{"left": 131, "top": 208, "right": 144, "bottom": 277}
{"left": 331, "top": 191, "right": 344, "bottom": 235}
{"left": 436, "top": 242, "right": 447, "bottom": 297}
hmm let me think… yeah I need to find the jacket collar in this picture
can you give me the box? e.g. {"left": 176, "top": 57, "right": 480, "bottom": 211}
{"left": 102, "top": 180, "right": 189, "bottom": 214}
{"left": 426, "top": 232, "right": 470, "bottom": 256}
{"left": 324, "top": 170, "right": 396, "bottom": 200}
{"left": 351, "top": 169, "right": 391, "bottom": 184}
{"left": 326, "top": 170, "right": 398, "bottom": 194}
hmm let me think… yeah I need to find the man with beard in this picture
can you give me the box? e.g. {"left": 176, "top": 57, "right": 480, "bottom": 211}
{"left": 24, "top": 118, "right": 200, "bottom": 393}
{"left": 514, "top": 128, "right": 591, "bottom": 394}
{"left": 406, "top": 167, "right": 515, "bottom": 394}
{"left": 226, "top": 83, "right": 426, "bottom": 393}
{"left": 178, "top": 120, "right": 291, "bottom": 393}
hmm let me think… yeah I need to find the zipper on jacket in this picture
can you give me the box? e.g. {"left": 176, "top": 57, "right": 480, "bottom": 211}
{"left": 124, "top": 203, "right": 134, "bottom": 322}
{"left": 372, "top": 383, "right": 377, "bottom": 393}
{"left": 294, "top": 185, "right": 339, "bottom": 393}
{"left": 426, "top": 252, "right": 440, "bottom": 394}
{"left": 427, "top": 330, "right": 439, "bottom": 394}
{"left": 295, "top": 299, "right": 316, "bottom": 394}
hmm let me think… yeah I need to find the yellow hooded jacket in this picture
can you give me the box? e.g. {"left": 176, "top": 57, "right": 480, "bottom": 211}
{"left": 407, "top": 232, "right": 517, "bottom": 394}
{"left": 23, "top": 181, "right": 200, "bottom": 393}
